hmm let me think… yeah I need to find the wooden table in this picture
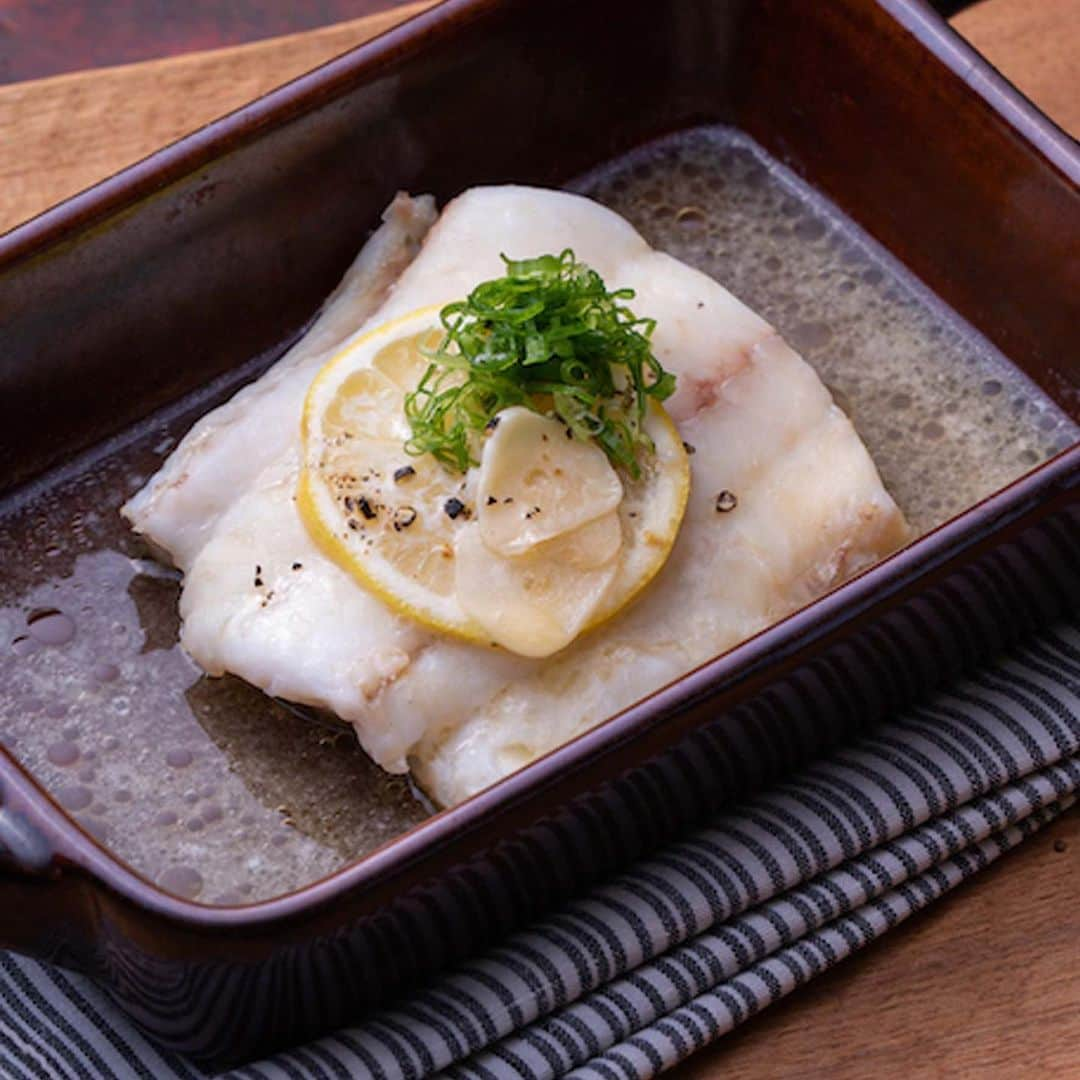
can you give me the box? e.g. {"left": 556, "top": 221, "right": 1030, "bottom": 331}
{"left": 2, "top": 1, "right": 1077, "bottom": 1075}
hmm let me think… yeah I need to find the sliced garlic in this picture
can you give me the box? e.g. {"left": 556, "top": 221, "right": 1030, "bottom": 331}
{"left": 454, "top": 518, "right": 620, "bottom": 657}
{"left": 477, "top": 406, "right": 623, "bottom": 557}
{"left": 548, "top": 511, "right": 623, "bottom": 570}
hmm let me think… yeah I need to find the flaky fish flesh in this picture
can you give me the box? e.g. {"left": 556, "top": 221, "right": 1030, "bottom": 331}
{"left": 124, "top": 186, "right": 909, "bottom": 807}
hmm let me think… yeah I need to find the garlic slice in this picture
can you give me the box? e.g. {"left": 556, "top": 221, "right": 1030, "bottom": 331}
{"left": 454, "top": 516, "right": 621, "bottom": 657}
{"left": 477, "top": 406, "right": 623, "bottom": 557}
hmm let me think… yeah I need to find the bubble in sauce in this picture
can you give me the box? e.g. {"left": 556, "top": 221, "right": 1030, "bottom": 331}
{"left": 158, "top": 865, "right": 203, "bottom": 900}
{"left": 92, "top": 661, "right": 120, "bottom": 683}
{"left": 27, "top": 609, "right": 76, "bottom": 646}
{"left": 56, "top": 784, "right": 92, "bottom": 811}
{"left": 793, "top": 218, "right": 826, "bottom": 242}
{"left": 790, "top": 321, "right": 832, "bottom": 351}
{"left": 674, "top": 205, "right": 707, "bottom": 231}
{"left": 10, "top": 636, "right": 39, "bottom": 657}
{"left": 80, "top": 817, "right": 111, "bottom": 843}
{"left": 46, "top": 740, "right": 79, "bottom": 767}
{"left": 165, "top": 748, "right": 193, "bottom": 768}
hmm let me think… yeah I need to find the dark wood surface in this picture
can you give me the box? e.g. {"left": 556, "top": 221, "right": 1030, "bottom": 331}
{"left": 0, "top": 0, "right": 417, "bottom": 84}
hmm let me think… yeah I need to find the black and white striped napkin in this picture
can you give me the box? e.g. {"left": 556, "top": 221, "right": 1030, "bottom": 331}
{"left": 1, "top": 619, "right": 1077, "bottom": 1080}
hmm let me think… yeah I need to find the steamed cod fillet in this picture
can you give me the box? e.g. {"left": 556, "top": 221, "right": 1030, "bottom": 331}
{"left": 124, "top": 186, "right": 909, "bottom": 808}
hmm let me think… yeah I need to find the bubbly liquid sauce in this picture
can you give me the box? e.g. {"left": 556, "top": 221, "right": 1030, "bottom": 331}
{"left": 572, "top": 129, "right": 1076, "bottom": 530}
{"left": 1, "top": 127, "right": 1076, "bottom": 904}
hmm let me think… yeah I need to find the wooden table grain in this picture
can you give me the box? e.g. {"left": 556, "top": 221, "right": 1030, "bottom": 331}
{"left": 1, "top": 1, "right": 1077, "bottom": 1076}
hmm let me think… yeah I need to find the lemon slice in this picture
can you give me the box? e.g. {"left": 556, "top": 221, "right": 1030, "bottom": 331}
{"left": 477, "top": 407, "right": 624, "bottom": 557}
{"left": 299, "top": 306, "right": 690, "bottom": 657}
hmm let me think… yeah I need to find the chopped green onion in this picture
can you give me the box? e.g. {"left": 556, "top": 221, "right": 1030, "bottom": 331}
{"left": 403, "top": 249, "right": 676, "bottom": 478}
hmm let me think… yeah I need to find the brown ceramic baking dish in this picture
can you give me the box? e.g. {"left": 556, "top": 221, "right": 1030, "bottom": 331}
{"left": 1, "top": 0, "right": 1077, "bottom": 1066}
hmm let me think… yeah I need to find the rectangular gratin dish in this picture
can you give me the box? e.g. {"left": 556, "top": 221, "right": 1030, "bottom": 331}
{"left": 0, "top": 0, "right": 1077, "bottom": 1065}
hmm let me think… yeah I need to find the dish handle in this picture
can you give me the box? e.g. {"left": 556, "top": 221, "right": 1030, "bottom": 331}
{"left": 0, "top": 773, "right": 94, "bottom": 963}
{"left": 0, "top": 787, "right": 56, "bottom": 877}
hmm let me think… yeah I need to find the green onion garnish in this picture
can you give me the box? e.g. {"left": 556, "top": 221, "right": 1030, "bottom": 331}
{"left": 403, "top": 249, "right": 676, "bottom": 479}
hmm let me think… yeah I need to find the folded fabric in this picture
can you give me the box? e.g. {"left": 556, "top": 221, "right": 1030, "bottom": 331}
{"left": 1, "top": 620, "right": 1077, "bottom": 1080}
{"left": 459, "top": 786, "right": 1073, "bottom": 1080}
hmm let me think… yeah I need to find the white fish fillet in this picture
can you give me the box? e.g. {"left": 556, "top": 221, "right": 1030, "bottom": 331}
{"left": 124, "top": 186, "right": 909, "bottom": 808}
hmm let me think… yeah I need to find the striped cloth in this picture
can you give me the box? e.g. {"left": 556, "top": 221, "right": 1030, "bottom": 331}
{"left": 1, "top": 618, "right": 1077, "bottom": 1080}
